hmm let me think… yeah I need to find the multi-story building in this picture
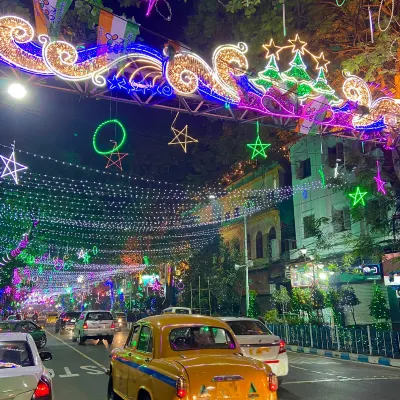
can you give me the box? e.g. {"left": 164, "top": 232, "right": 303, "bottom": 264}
{"left": 289, "top": 135, "right": 399, "bottom": 327}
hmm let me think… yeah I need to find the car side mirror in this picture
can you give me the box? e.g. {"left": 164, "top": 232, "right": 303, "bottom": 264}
{"left": 39, "top": 351, "right": 52, "bottom": 361}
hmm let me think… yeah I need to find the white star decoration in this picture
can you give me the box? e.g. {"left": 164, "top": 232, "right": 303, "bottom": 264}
{"left": 0, "top": 147, "right": 28, "bottom": 185}
{"left": 77, "top": 249, "right": 86, "bottom": 259}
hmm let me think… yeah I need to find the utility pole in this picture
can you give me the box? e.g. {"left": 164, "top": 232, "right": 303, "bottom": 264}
{"left": 244, "top": 211, "right": 250, "bottom": 316}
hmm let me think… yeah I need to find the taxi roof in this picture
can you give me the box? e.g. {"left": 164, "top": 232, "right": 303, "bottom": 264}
{"left": 139, "top": 314, "right": 229, "bottom": 330}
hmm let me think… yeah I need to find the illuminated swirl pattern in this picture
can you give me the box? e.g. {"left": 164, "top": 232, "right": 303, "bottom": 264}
{"left": 165, "top": 43, "right": 249, "bottom": 102}
{"left": 0, "top": 15, "right": 50, "bottom": 74}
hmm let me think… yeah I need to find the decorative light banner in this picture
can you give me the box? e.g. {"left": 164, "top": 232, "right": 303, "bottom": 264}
{"left": 1, "top": 15, "right": 400, "bottom": 144}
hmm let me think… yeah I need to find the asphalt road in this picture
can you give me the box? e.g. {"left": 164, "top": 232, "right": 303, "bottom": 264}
{"left": 42, "top": 327, "right": 400, "bottom": 400}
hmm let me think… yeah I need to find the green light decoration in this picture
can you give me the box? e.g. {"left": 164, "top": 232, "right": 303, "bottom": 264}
{"left": 318, "top": 166, "right": 325, "bottom": 188}
{"left": 143, "top": 255, "right": 150, "bottom": 266}
{"left": 83, "top": 252, "right": 91, "bottom": 264}
{"left": 247, "top": 122, "right": 271, "bottom": 160}
{"left": 93, "top": 119, "right": 127, "bottom": 155}
{"left": 349, "top": 187, "right": 368, "bottom": 207}
{"left": 92, "top": 246, "right": 98, "bottom": 255}
{"left": 251, "top": 54, "right": 283, "bottom": 92}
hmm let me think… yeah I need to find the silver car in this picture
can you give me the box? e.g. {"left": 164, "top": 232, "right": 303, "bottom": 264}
{"left": 72, "top": 310, "right": 115, "bottom": 345}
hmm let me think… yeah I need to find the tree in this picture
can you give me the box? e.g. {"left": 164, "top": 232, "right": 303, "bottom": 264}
{"left": 312, "top": 69, "right": 341, "bottom": 105}
{"left": 325, "top": 288, "right": 343, "bottom": 326}
{"left": 271, "top": 286, "right": 290, "bottom": 315}
{"left": 339, "top": 286, "right": 360, "bottom": 326}
{"left": 369, "top": 282, "right": 391, "bottom": 331}
{"left": 248, "top": 290, "right": 260, "bottom": 318}
{"left": 310, "top": 287, "right": 326, "bottom": 324}
{"left": 290, "top": 287, "right": 312, "bottom": 320}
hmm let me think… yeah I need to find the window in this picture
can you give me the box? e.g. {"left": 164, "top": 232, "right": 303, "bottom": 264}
{"left": 234, "top": 207, "right": 240, "bottom": 218}
{"left": 225, "top": 211, "right": 231, "bottom": 221}
{"left": 137, "top": 326, "right": 153, "bottom": 353}
{"left": 247, "top": 234, "right": 251, "bottom": 260}
{"left": 86, "top": 312, "right": 113, "bottom": 321}
{"left": 174, "top": 308, "right": 190, "bottom": 314}
{"left": 126, "top": 325, "right": 140, "bottom": 348}
{"left": 227, "top": 320, "right": 273, "bottom": 336}
{"left": 297, "top": 158, "right": 311, "bottom": 179}
{"left": 169, "top": 326, "right": 236, "bottom": 351}
{"left": 268, "top": 227, "right": 277, "bottom": 259}
{"left": 256, "top": 231, "right": 263, "bottom": 259}
{"left": 21, "top": 322, "right": 37, "bottom": 333}
{"left": 328, "top": 143, "right": 344, "bottom": 168}
{"left": 332, "top": 207, "right": 351, "bottom": 233}
{"left": 0, "top": 341, "right": 34, "bottom": 368}
{"left": 303, "top": 215, "right": 315, "bottom": 239}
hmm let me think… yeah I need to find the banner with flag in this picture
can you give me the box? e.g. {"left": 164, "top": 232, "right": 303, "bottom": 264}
{"left": 32, "top": 0, "right": 73, "bottom": 38}
{"left": 97, "top": 10, "right": 140, "bottom": 58}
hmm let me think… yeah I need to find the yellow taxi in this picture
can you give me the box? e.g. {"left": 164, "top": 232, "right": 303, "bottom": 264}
{"left": 107, "top": 314, "right": 278, "bottom": 400}
{"left": 45, "top": 312, "right": 58, "bottom": 326}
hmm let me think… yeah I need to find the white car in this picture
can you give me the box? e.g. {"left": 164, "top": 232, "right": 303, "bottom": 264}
{"left": 72, "top": 310, "right": 115, "bottom": 345}
{"left": 0, "top": 332, "right": 53, "bottom": 399}
{"left": 161, "top": 307, "right": 192, "bottom": 314}
{"left": 219, "top": 317, "right": 288, "bottom": 381}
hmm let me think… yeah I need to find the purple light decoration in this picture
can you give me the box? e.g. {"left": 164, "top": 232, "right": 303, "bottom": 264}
{"left": 146, "top": 0, "right": 157, "bottom": 16}
{"left": 374, "top": 160, "right": 386, "bottom": 195}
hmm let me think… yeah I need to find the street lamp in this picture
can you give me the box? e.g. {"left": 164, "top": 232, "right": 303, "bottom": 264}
{"left": 8, "top": 83, "right": 27, "bottom": 99}
{"left": 299, "top": 247, "right": 308, "bottom": 256}
{"left": 235, "top": 259, "right": 254, "bottom": 316}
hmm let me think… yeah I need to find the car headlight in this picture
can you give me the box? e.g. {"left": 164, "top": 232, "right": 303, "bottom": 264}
{"left": 118, "top": 319, "right": 122, "bottom": 322}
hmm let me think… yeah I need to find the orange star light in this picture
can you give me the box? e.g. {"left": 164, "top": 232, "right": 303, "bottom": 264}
{"left": 104, "top": 141, "right": 128, "bottom": 171}
{"left": 314, "top": 52, "right": 330, "bottom": 71}
{"left": 262, "top": 39, "right": 283, "bottom": 60}
{"left": 288, "top": 34, "right": 307, "bottom": 54}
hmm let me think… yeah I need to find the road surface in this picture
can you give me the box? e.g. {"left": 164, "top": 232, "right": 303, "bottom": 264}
{"left": 42, "top": 327, "right": 400, "bottom": 399}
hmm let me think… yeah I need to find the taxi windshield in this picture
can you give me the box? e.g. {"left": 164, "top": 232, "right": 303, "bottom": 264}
{"left": 0, "top": 341, "right": 34, "bottom": 368}
{"left": 169, "top": 326, "right": 236, "bottom": 351}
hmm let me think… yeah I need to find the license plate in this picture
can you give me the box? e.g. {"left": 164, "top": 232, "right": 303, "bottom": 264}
{"left": 249, "top": 347, "right": 270, "bottom": 356}
{"left": 216, "top": 382, "right": 241, "bottom": 398}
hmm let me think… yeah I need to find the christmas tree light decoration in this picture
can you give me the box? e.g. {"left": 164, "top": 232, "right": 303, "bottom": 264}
{"left": 312, "top": 69, "right": 341, "bottom": 105}
{"left": 374, "top": 160, "right": 386, "bottom": 195}
{"left": 349, "top": 187, "right": 368, "bottom": 207}
{"left": 93, "top": 119, "right": 127, "bottom": 156}
{"left": 0, "top": 144, "right": 28, "bottom": 184}
{"left": 169, "top": 113, "right": 198, "bottom": 153}
{"left": 247, "top": 122, "right": 271, "bottom": 160}
{"left": 250, "top": 55, "right": 283, "bottom": 93}
{"left": 104, "top": 141, "right": 128, "bottom": 171}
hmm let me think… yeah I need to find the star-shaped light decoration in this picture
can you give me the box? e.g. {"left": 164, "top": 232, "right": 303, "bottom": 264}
{"left": 318, "top": 166, "right": 326, "bottom": 188}
{"left": 314, "top": 52, "right": 330, "bottom": 72}
{"left": 349, "top": 186, "right": 368, "bottom": 207}
{"left": 0, "top": 144, "right": 28, "bottom": 185}
{"left": 77, "top": 249, "right": 86, "bottom": 259}
{"left": 83, "top": 252, "right": 91, "bottom": 264}
{"left": 169, "top": 113, "right": 198, "bottom": 153}
{"left": 374, "top": 160, "right": 386, "bottom": 195}
{"left": 104, "top": 141, "right": 128, "bottom": 171}
{"left": 246, "top": 121, "right": 271, "bottom": 160}
{"left": 262, "top": 39, "right": 283, "bottom": 60}
{"left": 146, "top": 0, "right": 157, "bottom": 16}
{"left": 288, "top": 34, "right": 307, "bottom": 54}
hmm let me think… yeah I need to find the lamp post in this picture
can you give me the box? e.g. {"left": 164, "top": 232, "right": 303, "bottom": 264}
{"left": 235, "top": 259, "right": 254, "bottom": 316}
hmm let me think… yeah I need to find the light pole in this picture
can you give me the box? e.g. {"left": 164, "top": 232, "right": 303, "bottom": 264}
{"left": 235, "top": 259, "right": 253, "bottom": 316}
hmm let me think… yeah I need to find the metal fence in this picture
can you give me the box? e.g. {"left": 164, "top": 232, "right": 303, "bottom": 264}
{"left": 268, "top": 324, "right": 400, "bottom": 359}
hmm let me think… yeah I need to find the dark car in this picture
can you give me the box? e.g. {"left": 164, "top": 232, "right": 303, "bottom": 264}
{"left": 56, "top": 311, "right": 81, "bottom": 333}
{"left": 0, "top": 320, "right": 47, "bottom": 348}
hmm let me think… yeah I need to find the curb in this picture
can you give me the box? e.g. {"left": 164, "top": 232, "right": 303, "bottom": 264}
{"left": 286, "top": 345, "right": 400, "bottom": 368}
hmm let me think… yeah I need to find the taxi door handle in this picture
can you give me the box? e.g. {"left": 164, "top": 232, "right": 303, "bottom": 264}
{"left": 144, "top": 358, "right": 150, "bottom": 363}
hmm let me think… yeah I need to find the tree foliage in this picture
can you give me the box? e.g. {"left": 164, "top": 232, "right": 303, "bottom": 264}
{"left": 369, "top": 281, "right": 391, "bottom": 331}
{"left": 339, "top": 286, "right": 360, "bottom": 326}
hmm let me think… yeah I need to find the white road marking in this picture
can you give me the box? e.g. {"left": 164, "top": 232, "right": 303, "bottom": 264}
{"left": 282, "top": 376, "right": 400, "bottom": 385}
{"left": 46, "top": 329, "right": 108, "bottom": 371}
{"left": 291, "top": 365, "right": 337, "bottom": 376}
{"left": 80, "top": 365, "right": 105, "bottom": 375}
{"left": 290, "top": 359, "right": 340, "bottom": 365}
{"left": 59, "top": 367, "right": 79, "bottom": 378}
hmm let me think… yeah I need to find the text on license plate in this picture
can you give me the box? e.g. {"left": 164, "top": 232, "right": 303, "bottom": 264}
{"left": 249, "top": 347, "right": 271, "bottom": 356}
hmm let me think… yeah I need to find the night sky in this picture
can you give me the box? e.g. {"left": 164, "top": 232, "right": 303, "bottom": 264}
{"left": 0, "top": 0, "right": 232, "bottom": 186}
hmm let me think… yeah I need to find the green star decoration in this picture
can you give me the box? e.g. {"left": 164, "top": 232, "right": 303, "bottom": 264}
{"left": 83, "top": 252, "right": 91, "bottom": 264}
{"left": 247, "top": 136, "right": 271, "bottom": 160}
{"left": 349, "top": 187, "right": 368, "bottom": 207}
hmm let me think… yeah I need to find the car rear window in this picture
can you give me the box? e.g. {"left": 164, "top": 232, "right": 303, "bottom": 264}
{"left": 227, "top": 320, "right": 272, "bottom": 336}
{"left": 0, "top": 341, "right": 34, "bottom": 368}
{"left": 65, "top": 312, "right": 81, "bottom": 318}
{"left": 86, "top": 312, "right": 113, "bottom": 321}
{"left": 47, "top": 313, "right": 58, "bottom": 317}
{"left": 170, "top": 326, "right": 236, "bottom": 351}
{"left": 175, "top": 309, "right": 190, "bottom": 314}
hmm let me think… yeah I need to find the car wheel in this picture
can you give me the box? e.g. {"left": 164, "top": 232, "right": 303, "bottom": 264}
{"left": 38, "top": 335, "right": 47, "bottom": 349}
{"left": 107, "top": 336, "right": 114, "bottom": 345}
{"left": 107, "top": 377, "right": 122, "bottom": 400}
{"left": 78, "top": 332, "right": 86, "bottom": 345}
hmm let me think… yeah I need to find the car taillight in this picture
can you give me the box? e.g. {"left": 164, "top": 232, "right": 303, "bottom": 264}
{"left": 278, "top": 339, "right": 286, "bottom": 354}
{"left": 111, "top": 322, "right": 115, "bottom": 329}
{"left": 33, "top": 376, "right": 51, "bottom": 399}
{"left": 268, "top": 372, "right": 278, "bottom": 392}
{"left": 83, "top": 322, "right": 88, "bottom": 329}
{"left": 176, "top": 376, "right": 187, "bottom": 398}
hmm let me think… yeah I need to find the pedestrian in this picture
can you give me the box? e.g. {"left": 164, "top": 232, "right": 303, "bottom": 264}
{"left": 127, "top": 310, "right": 134, "bottom": 329}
